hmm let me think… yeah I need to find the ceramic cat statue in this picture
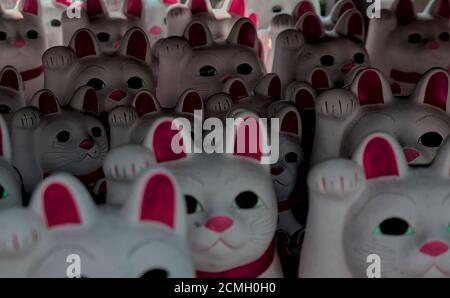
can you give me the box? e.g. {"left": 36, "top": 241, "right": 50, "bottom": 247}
{"left": 0, "top": 66, "right": 25, "bottom": 126}
{"left": 44, "top": 27, "right": 154, "bottom": 112}
{"left": 141, "top": 114, "right": 282, "bottom": 277}
{"left": 312, "top": 67, "right": 450, "bottom": 166}
{"left": 300, "top": 132, "right": 450, "bottom": 278}
{"left": 0, "top": 0, "right": 47, "bottom": 101}
{"left": 156, "top": 18, "right": 264, "bottom": 108}
{"left": 11, "top": 87, "right": 108, "bottom": 194}
{"left": 272, "top": 8, "right": 367, "bottom": 92}
{"left": 61, "top": 0, "right": 145, "bottom": 53}
{"left": 0, "top": 169, "right": 195, "bottom": 277}
{"left": 366, "top": 0, "right": 450, "bottom": 96}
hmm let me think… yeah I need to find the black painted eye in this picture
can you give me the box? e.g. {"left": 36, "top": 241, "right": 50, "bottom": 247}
{"left": 236, "top": 63, "right": 253, "bottom": 75}
{"left": 0, "top": 32, "right": 7, "bottom": 41}
{"left": 87, "top": 78, "right": 106, "bottom": 90}
{"left": 320, "top": 55, "right": 334, "bottom": 66}
{"left": 50, "top": 19, "right": 61, "bottom": 27}
{"left": 272, "top": 5, "right": 282, "bottom": 13}
{"left": 353, "top": 52, "right": 365, "bottom": 64}
{"left": 185, "top": 195, "right": 204, "bottom": 214}
{"left": 374, "top": 218, "right": 414, "bottom": 236}
{"left": 56, "top": 130, "right": 70, "bottom": 142}
{"left": 440, "top": 32, "right": 450, "bottom": 42}
{"left": 285, "top": 152, "right": 298, "bottom": 163}
{"left": 0, "top": 105, "right": 12, "bottom": 114}
{"left": 96, "top": 32, "right": 110, "bottom": 42}
{"left": 418, "top": 131, "right": 443, "bottom": 148}
{"left": 141, "top": 268, "right": 168, "bottom": 278}
{"left": 91, "top": 127, "right": 102, "bottom": 138}
{"left": 26, "top": 30, "right": 38, "bottom": 39}
{"left": 126, "top": 76, "right": 144, "bottom": 89}
{"left": 163, "top": 17, "right": 167, "bottom": 25}
{"left": 0, "top": 185, "right": 8, "bottom": 199}
{"left": 408, "top": 33, "right": 422, "bottom": 43}
{"left": 233, "top": 191, "right": 261, "bottom": 209}
{"left": 199, "top": 65, "right": 217, "bottom": 77}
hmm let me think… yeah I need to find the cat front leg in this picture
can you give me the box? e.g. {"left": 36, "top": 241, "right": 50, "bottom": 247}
{"left": 108, "top": 106, "right": 138, "bottom": 148}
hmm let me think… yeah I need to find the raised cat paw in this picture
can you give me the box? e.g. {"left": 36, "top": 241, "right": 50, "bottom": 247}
{"left": 315, "top": 89, "right": 357, "bottom": 118}
{"left": 157, "top": 38, "right": 191, "bottom": 58}
{"left": 12, "top": 108, "right": 41, "bottom": 129}
{"left": 43, "top": 47, "right": 76, "bottom": 70}
{"left": 206, "top": 94, "right": 232, "bottom": 115}
{"left": 103, "top": 146, "right": 154, "bottom": 180}
{"left": 308, "top": 159, "right": 365, "bottom": 198}
{"left": 275, "top": 29, "right": 304, "bottom": 50}
{"left": 108, "top": 106, "right": 138, "bottom": 127}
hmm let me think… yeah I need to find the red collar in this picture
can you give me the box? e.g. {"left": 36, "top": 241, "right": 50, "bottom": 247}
{"left": 390, "top": 69, "right": 423, "bottom": 84}
{"left": 196, "top": 241, "right": 275, "bottom": 278}
{"left": 20, "top": 65, "right": 44, "bottom": 82}
{"left": 45, "top": 167, "right": 104, "bottom": 185}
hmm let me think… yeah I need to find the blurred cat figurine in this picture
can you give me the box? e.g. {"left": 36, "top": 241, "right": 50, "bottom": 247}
{"left": 366, "top": 0, "right": 450, "bottom": 96}
{"left": 44, "top": 27, "right": 154, "bottom": 112}
{"left": 0, "top": 66, "right": 25, "bottom": 126}
{"left": 11, "top": 87, "right": 108, "bottom": 193}
{"left": 0, "top": 0, "right": 47, "bottom": 101}
{"left": 144, "top": 0, "right": 180, "bottom": 45}
{"left": 0, "top": 169, "right": 195, "bottom": 277}
{"left": 312, "top": 68, "right": 450, "bottom": 166}
{"left": 301, "top": 132, "right": 450, "bottom": 278}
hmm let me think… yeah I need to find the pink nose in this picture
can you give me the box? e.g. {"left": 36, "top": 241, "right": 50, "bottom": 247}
{"left": 420, "top": 241, "right": 448, "bottom": 257}
{"left": 428, "top": 41, "right": 440, "bottom": 50}
{"left": 341, "top": 63, "right": 354, "bottom": 74}
{"left": 205, "top": 216, "right": 233, "bottom": 233}
{"left": 13, "top": 39, "right": 26, "bottom": 48}
{"left": 109, "top": 89, "right": 126, "bottom": 101}
{"left": 114, "top": 41, "right": 120, "bottom": 49}
{"left": 271, "top": 166, "right": 284, "bottom": 176}
{"left": 149, "top": 25, "right": 163, "bottom": 36}
{"left": 79, "top": 139, "right": 95, "bottom": 150}
{"left": 403, "top": 148, "right": 420, "bottom": 162}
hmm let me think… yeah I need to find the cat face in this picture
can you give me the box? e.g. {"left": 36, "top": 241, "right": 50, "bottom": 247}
{"left": 41, "top": 0, "right": 70, "bottom": 48}
{"left": 366, "top": 0, "right": 450, "bottom": 96}
{"left": 145, "top": 0, "right": 179, "bottom": 45}
{"left": 62, "top": 0, "right": 145, "bottom": 52}
{"left": 0, "top": 170, "right": 194, "bottom": 277}
{"left": 0, "top": 66, "right": 25, "bottom": 125}
{"left": 44, "top": 27, "right": 154, "bottom": 112}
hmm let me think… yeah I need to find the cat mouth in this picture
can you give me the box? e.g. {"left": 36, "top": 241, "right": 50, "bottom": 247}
{"left": 197, "top": 239, "right": 240, "bottom": 252}
{"left": 274, "top": 180, "right": 288, "bottom": 186}
{"left": 419, "top": 264, "right": 450, "bottom": 277}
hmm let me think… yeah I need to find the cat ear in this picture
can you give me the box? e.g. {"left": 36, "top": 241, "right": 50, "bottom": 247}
{"left": 431, "top": 136, "right": 450, "bottom": 175}
{"left": 120, "top": 27, "right": 151, "bottom": 62}
{"left": 295, "top": 12, "right": 324, "bottom": 42}
{"left": 277, "top": 105, "right": 302, "bottom": 140}
{"left": 426, "top": 0, "right": 450, "bottom": 18}
{"left": 69, "top": 29, "right": 100, "bottom": 58}
{"left": 309, "top": 68, "right": 331, "bottom": 90}
{"left": 85, "top": 0, "right": 106, "bottom": 17}
{"left": 187, "top": 0, "right": 211, "bottom": 14}
{"left": 292, "top": 0, "right": 317, "bottom": 22}
{"left": 227, "top": 18, "right": 258, "bottom": 50}
{"left": 286, "top": 82, "right": 316, "bottom": 111}
{"left": 32, "top": 89, "right": 61, "bottom": 115}
{"left": 69, "top": 86, "right": 99, "bottom": 114}
{"left": 183, "top": 20, "right": 214, "bottom": 48}
{"left": 0, "top": 66, "right": 23, "bottom": 93}
{"left": 162, "top": 0, "right": 179, "bottom": 5}
{"left": 132, "top": 90, "right": 161, "bottom": 117}
{"left": 334, "top": 9, "right": 365, "bottom": 43}
{"left": 18, "top": 0, "right": 40, "bottom": 16}
{"left": 123, "top": 0, "right": 144, "bottom": 19}
{"left": 255, "top": 73, "right": 281, "bottom": 98}
{"left": 0, "top": 115, "right": 12, "bottom": 163}
{"left": 175, "top": 89, "right": 203, "bottom": 115}
{"left": 122, "top": 167, "right": 186, "bottom": 238}
{"left": 225, "top": 0, "right": 246, "bottom": 17}
{"left": 393, "top": 0, "right": 416, "bottom": 24}
{"left": 223, "top": 78, "right": 248, "bottom": 103}
{"left": 30, "top": 174, "right": 97, "bottom": 229}
{"left": 329, "top": 0, "right": 356, "bottom": 23}
{"left": 353, "top": 132, "right": 408, "bottom": 179}
{"left": 412, "top": 68, "right": 450, "bottom": 112}
{"left": 53, "top": 0, "right": 72, "bottom": 8}
{"left": 350, "top": 68, "right": 393, "bottom": 106}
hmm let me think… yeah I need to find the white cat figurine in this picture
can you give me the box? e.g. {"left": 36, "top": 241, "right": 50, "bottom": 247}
{"left": 0, "top": 66, "right": 25, "bottom": 126}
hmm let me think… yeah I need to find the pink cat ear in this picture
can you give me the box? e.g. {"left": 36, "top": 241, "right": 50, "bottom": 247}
{"left": 184, "top": 21, "right": 213, "bottom": 48}
{"left": 351, "top": 68, "right": 392, "bottom": 106}
{"left": 0, "top": 66, "right": 23, "bottom": 92}
{"left": 34, "top": 90, "right": 61, "bottom": 115}
{"left": 293, "top": 1, "right": 316, "bottom": 22}
{"left": 122, "top": 27, "right": 150, "bottom": 62}
{"left": 85, "top": 0, "right": 106, "bottom": 17}
{"left": 287, "top": 83, "right": 316, "bottom": 111}
{"left": 224, "top": 78, "right": 248, "bottom": 102}
{"left": 330, "top": 0, "right": 355, "bottom": 23}
{"left": 53, "top": 0, "right": 72, "bottom": 7}
{"left": 428, "top": 0, "right": 450, "bottom": 19}
{"left": 68, "top": 86, "right": 99, "bottom": 114}
{"left": 0, "top": 115, "right": 12, "bottom": 163}
{"left": 70, "top": 29, "right": 99, "bottom": 58}
{"left": 162, "top": 0, "right": 179, "bottom": 5}
{"left": 227, "top": 18, "right": 257, "bottom": 49}
{"left": 393, "top": 0, "right": 416, "bottom": 24}
{"left": 334, "top": 9, "right": 365, "bottom": 42}
{"left": 296, "top": 12, "right": 324, "bottom": 42}
{"left": 176, "top": 90, "right": 203, "bottom": 115}
{"left": 248, "top": 12, "right": 258, "bottom": 28}
{"left": 309, "top": 68, "right": 330, "bottom": 90}
{"left": 124, "top": 0, "right": 144, "bottom": 19}
{"left": 20, "top": 0, "right": 39, "bottom": 16}
{"left": 353, "top": 133, "right": 407, "bottom": 179}
{"left": 188, "top": 0, "right": 210, "bottom": 14}
{"left": 413, "top": 69, "right": 450, "bottom": 112}
{"left": 278, "top": 106, "right": 302, "bottom": 139}
{"left": 229, "top": 113, "right": 266, "bottom": 162}
{"left": 255, "top": 73, "right": 281, "bottom": 98}
{"left": 133, "top": 91, "right": 161, "bottom": 117}
{"left": 227, "top": 0, "right": 246, "bottom": 16}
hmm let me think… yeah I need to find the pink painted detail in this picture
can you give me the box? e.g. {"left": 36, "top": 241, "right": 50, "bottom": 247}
{"left": 86, "top": 0, "right": 104, "bottom": 17}
{"left": 126, "top": 30, "right": 147, "bottom": 61}
{"left": 205, "top": 216, "right": 233, "bottom": 233}
{"left": 281, "top": 111, "right": 299, "bottom": 135}
{"left": 357, "top": 70, "right": 384, "bottom": 105}
{"left": 403, "top": 148, "right": 420, "bottom": 162}
{"left": 428, "top": 41, "right": 441, "bottom": 50}
{"left": 294, "top": 1, "right": 315, "bottom": 20}
{"left": 228, "top": 0, "right": 245, "bottom": 17}
{"left": 391, "top": 82, "right": 401, "bottom": 95}
{"left": 43, "top": 183, "right": 82, "bottom": 228}
{"left": 395, "top": 0, "right": 416, "bottom": 25}
{"left": 295, "top": 89, "right": 315, "bottom": 110}
{"left": 237, "top": 22, "right": 256, "bottom": 48}
{"left": 79, "top": 139, "right": 95, "bottom": 150}
{"left": 163, "top": 0, "right": 178, "bottom": 4}
{"left": 435, "top": 0, "right": 450, "bottom": 18}
{"left": 229, "top": 80, "right": 248, "bottom": 102}
{"left": 424, "top": 71, "right": 448, "bottom": 111}
{"left": 267, "top": 76, "right": 281, "bottom": 98}
{"left": 420, "top": 241, "right": 449, "bottom": 257}
{"left": 188, "top": 23, "right": 208, "bottom": 48}
{"left": 149, "top": 25, "right": 163, "bottom": 36}
{"left": 114, "top": 41, "right": 120, "bottom": 49}
{"left": 13, "top": 39, "right": 26, "bottom": 49}
{"left": 0, "top": 70, "right": 19, "bottom": 90}
{"left": 39, "top": 92, "right": 59, "bottom": 115}
{"left": 182, "top": 91, "right": 202, "bottom": 114}
{"left": 82, "top": 88, "right": 98, "bottom": 114}
{"left": 152, "top": 120, "right": 187, "bottom": 162}
{"left": 248, "top": 12, "right": 258, "bottom": 28}
{"left": 311, "top": 69, "right": 329, "bottom": 89}
{"left": 271, "top": 166, "right": 284, "bottom": 176}
{"left": 140, "top": 174, "right": 176, "bottom": 228}
{"left": 127, "top": 0, "right": 143, "bottom": 18}
{"left": 109, "top": 89, "right": 127, "bottom": 101}
{"left": 347, "top": 12, "right": 363, "bottom": 37}
{"left": 341, "top": 63, "right": 354, "bottom": 74}
{"left": 301, "top": 14, "right": 322, "bottom": 42}
{"left": 22, "top": 0, "right": 39, "bottom": 15}
{"left": 135, "top": 93, "right": 157, "bottom": 116}
{"left": 363, "top": 137, "right": 399, "bottom": 179}
{"left": 74, "top": 31, "right": 97, "bottom": 58}
{"left": 190, "top": 0, "right": 208, "bottom": 14}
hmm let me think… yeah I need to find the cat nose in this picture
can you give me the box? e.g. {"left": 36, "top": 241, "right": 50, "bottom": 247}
{"left": 427, "top": 41, "right": 440, "bottom": 50}
{"left": 205, "top": 216, "right": 233, "bottom": 233}
{"left": 420, "top": 241, "right": 448, "bottom": 257}
{"left": 271, "top": 166, "right": 284, "bottom": 176}
{"left": 149, "top": 25, "right": 163, "bottom": 36}
{"left": 341, "top": 63, "right": 354, "bottom": 74}
{"left": 403, "top": 148, "right": 420, "bottom": 162}
{"left": 109, "top": 89, "right": 127, "bottom": 101}
{"left": 13, "top": 39, "right": 26, "bottom": 48}
{"left": 79, "top": 139, "right": 95, "bottom": 150}
{"left": 114, "top": 41, "right": 120, "bottom": 49}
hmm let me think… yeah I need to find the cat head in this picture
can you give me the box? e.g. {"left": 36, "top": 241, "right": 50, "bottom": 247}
{"left": 145, "top": 0, "right": 180, "bottom": 45}
{"left": 0, "top": 66, "right": 25, "bottom": 125}
{"left": 44, "top": 27, "right": 154, "bottom": 112}
{"left": 366, "top": 0, "right": 450, "bottom": 96}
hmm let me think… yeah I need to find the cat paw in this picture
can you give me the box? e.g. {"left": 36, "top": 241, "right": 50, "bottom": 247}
{"left": 12, "top": 108, "right": 41, "bottom": 129}
{"left": 43, "top": 47, "right": 76, "bottom": 70}
{"left": 308, "top": 159, "right": 365, "bottom": 198}
{"left": 108, "top": 106, "right": 138, "bottom": 127}
{"left": 157, "top": 38, "right": 191, "bottom": 58}
{"left": 275, "top": 29, "right": 304, "bottom": 50}
{"left": 206, "top": 93, "right": 232, "bottom": 115}
{"left": 103, "top": 146, "right": 154, "bottom": 180}
{"left": 271, "top": 14, "right": 295, "bottom": 33}
{"left": 315, "top": 89, "right": 357, "bottom": 118}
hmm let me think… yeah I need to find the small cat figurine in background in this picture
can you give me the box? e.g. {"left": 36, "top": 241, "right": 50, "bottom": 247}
{"left": 43, "top": 27, "right": 154, "bottom": 112}
{"left": 11, "top": 87, "right": 108, "bottom": 194}
{"left": 61, "top": 0, "right": 145, "bottom": 53}
{"left": 312, "top": 68, "right": 450, "bottom": 166}
{"left": 366, "top": 0, "right": 450, "bottom": 96}
{"left": 0, "top": 0, "right": 47, "bottom": 101}
{"left": 301, "top": 132, "right": 450, "bottom": 277}
{"left": 0, "top": 169, "right": 195, "bottom": 277}
{"left": 155, "top": 18, "right": 264, "bottom": 108}
{"left": 144, "top": 0, "right": 180, "bottom": 45}
{"left": 0, "top": 66, "right": 25, "bottom": 126}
